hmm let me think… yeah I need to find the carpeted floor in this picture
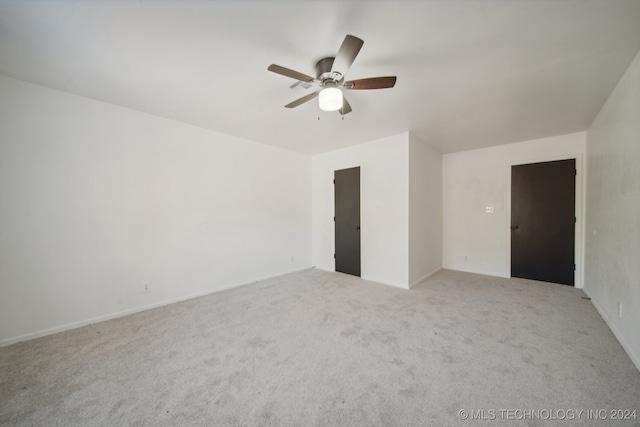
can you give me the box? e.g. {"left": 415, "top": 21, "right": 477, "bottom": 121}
{"left": 1, "top": 268, "right": 639, "bottom": 426}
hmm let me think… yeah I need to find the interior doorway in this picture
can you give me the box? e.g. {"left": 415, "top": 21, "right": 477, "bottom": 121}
{"left": 511, "top": 159, "right": 576, "bottom": 286}
{"left": 334, "top": 167, "right": 361, "bottom": 277}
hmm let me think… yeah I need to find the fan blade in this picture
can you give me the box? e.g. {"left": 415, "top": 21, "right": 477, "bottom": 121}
{"left": 268, "top": 64, "right": 315, "bottom": 82}
{"left": 340, "top": 96, "right": 352, "bottom": 115}
{"left": 285, "top": 91, "right": 319, "bottom": 108}
{"left": 331, "top": 35, "right": 364, "bottom": 77}
{"left": 344, "top": 76, "right": 397, "bottom": 90}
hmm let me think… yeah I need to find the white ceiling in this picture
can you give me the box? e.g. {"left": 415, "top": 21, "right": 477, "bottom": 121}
{"left": 1, "top": 1, "right": 639, "bottom": 155}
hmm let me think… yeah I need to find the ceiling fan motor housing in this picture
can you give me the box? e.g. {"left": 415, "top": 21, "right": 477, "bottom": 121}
{"left": 315, "top": 57, "right": 342, "bottom": 85}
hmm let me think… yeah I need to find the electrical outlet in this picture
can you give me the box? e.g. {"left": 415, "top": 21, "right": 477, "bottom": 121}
{"left": 618, "top": 303, "right": 622, "bottom": 318}
{"left": 143, "top": 282, "right": 150, "bottom": 293}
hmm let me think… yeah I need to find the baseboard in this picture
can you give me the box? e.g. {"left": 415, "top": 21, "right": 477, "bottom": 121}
{"left": 312, "top": 267, "right": 409, "bottom": 290}
{"left": 409, "top": 267, "right": 442, "bottom": 289}
{"left": 583, "top": 290, "right": 640, "bottom": 373}
{"left": 314, "top": 266, "right": 442, "bottom": 290}
{"left": 360, "top": 274, "right": 409, "bottom": 290}
{"left": 0, "top": 267, "right": 311, "bottom": 347}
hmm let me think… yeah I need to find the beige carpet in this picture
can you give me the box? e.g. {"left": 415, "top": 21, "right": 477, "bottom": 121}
{"left": 1, "top": 268, "right": 639, "bottom": 426}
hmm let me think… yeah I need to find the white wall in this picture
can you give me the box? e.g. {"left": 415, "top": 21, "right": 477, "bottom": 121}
{"left": 312, "top": 133, "right": 409, "bottom": 288}
{"left": 408, "top": 134, "right": 442, "bottom": 286}
{"left": 0, "top": 75, "right": 312, "bottom": 345}
{"left": 443, "top": 132, "right": 586, "bottom": 283}
{"left": 585, "top": 49, "right": 640, "bottom": 370}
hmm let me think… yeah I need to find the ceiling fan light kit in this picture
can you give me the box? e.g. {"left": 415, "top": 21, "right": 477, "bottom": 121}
{"left": 267, "top": 35, "right": 397, "bottom": 115}
{"left": 318, "top": 87, "right": 343, "bottom": 111}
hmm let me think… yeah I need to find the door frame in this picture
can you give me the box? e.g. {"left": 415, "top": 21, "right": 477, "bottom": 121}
{"left": 506, "top": 153, "right": 585, "bottom": 288}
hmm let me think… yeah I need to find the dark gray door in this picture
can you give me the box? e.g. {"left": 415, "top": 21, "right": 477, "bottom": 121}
{"left": 334, "top": 167, "right": 361, "bottom": 277}
{"left": 511, "top": 159, "right": 576, "bottom": 286}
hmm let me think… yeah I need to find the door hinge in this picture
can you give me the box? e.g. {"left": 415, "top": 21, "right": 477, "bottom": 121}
{"left": 333, "top": 179, "right": 335, "bottom": 184}
{"left": 575, "top": 217, "right": 577, "bottom": 223}
{"left": 575, "top": 169, "right": 577, "bottom": 176}
{"left": 334, "top": 253, "right": 336, "bottom": 259}
{"left": 333, "top": 216, "right": 335, "bottom": 221}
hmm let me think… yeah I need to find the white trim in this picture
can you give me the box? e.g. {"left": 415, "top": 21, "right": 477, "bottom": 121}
{"left": 584, "top": 290, "right": 640, "bottom": 372}
{"left": 409, "top": 267, "right": 442, "bottom": 288}
{"left": 506, "top": 153, "right": 585, "bottom": 288}
{"left": 314, "top": 266, "right": 411, "bottom": 290}
{"left": 360, "top": 274, "right": 409, "bottom": 290}
{"left": 0, "top": 267, "right": 310, "bottom": 347}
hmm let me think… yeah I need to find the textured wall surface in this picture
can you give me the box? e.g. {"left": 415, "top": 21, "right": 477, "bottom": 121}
{"left": 409, "top": 134, "right": 442, "bottom": 286}
{"left": 0, "top": 76, "right": 312, "bottom": 344}
{"left": 585, "top": 49, "right": 640, "bottom": 369}
{"left": 312, "top": 133, "right": 409, "bottom": 288}
{"left": 443, "top": 133, "right": 586, "bottom": 281}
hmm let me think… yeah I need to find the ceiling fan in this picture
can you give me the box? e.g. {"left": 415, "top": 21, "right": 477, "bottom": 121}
{"left": 267, "top": 35, "right": 397, "bottom": 115}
